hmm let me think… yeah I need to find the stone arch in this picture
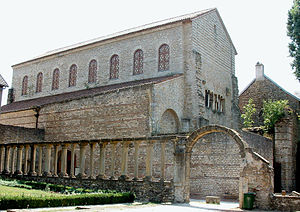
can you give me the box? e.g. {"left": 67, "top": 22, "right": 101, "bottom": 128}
{"left": 173, "top": 125, "right": 273, "bottom": 209}
{"left": 186, "top": 125, "right": 248, "bottom": 157}
{"left": 158, "top": 109, "right": 180, "bottom": 134}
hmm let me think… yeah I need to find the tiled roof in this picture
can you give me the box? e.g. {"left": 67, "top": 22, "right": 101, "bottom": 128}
{"left": 0, "top": 74, "right": 183, "bottom": 114}
{"left": 0, "top": 74, "right": 8, "bottom": 87}
{"left": 13, "top": 8, "right": 217, "bottom": 67}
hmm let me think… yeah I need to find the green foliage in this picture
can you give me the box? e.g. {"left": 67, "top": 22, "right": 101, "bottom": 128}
{"left": 262, "top": 100, "right": 289, "bottom": 133}
{"left": 287, "top": 0, "right": 300, "bottom": 81}
{"left": 0, "top": 191, "right": 135, "bottom": 210}
{"left": 241, "top": 98, "right": 256, "bottom": 128}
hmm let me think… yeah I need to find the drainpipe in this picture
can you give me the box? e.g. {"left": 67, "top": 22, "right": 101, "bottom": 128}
{"left": 33, "top": 106, "right": 41, "bottom": 132}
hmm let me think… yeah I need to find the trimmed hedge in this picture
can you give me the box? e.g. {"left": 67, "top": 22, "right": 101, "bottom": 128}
{"left": 0, "top": 192, "right": 135, "bottom": 210}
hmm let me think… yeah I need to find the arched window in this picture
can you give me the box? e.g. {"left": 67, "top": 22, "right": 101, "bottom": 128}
{"left": 21, "top": 76, "right": 28, "bottom": 96}
{"left": 110, "top": 54, "right": 119, "bottom": 79}
{"left": 52, "top": 68, "right": 60, "bottom": 90}
{"left": 36, "top": 72, "right": 43, "bottom": 93}
{"left": 133, "top": 49, "right": 143, "bottom": 75}
{"left": 88, "top": 59, "right": 97, "bottom": 83}
{"left": 69, "top": 64, "right": 77, "bottom": 87}
{"left": 158, "top": 44, "right": 170, "bottom": 71}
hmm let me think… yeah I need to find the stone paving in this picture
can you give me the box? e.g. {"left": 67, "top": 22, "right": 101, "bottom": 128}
{"left": 2, "top": 200, "right": 263, "bottom": 212}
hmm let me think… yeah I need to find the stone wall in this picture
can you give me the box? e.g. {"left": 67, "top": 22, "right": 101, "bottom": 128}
{"left": 6, "top": 175, "right": 174, "bottom": 203}
{"left": 190, "top": 132, "right": 242, "bottom": 199}
{"left": 0, "top": 124, "right": 44, "bottom": 144}
{"left": 39, "top": 85, "right": 151, "bottom": 141}
{"left": 271, "top": 194, "right": 300, "bottom": 211}
{"left": 239, "top": 130, "right": 273, "bottom": 165}
{"left": 0, "top": 110, "right": 36, "bottom": 128}
{"left": 12, "top": 23, "right": 184, "bottom": 103}
{"left": 239, "top": 77, "right": 300, "bottom": 126}
{"left": 274, "top": 113, "right": 298, "bottom": 192}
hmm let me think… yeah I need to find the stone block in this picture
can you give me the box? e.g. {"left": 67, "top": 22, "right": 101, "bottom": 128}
{"left": 206, "top": 196, "right": 220, "bottom": 204}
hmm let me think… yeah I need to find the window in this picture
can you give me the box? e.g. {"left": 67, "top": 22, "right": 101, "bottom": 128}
{"left": 36, "top": 72, "right": 43, "bottom": 93}
{"left": 21, "top": 76, "right": 28, "bottom": 96}
{"left": 158, "top": 44, "right": 170, "bottom": 71}
{"left": 110, "top": 54, "right": 119, "bottom": 79}
{"left": 69, "top": 64, "right": 77, "bottom": 87}
{"left": 133, "top": 49, "right": 143, "bottom": 75}
{"left": 52, "top": 68, "right": 60, "bottom": 90}
{"left": 88, "top": 59, "right": 97, "bottom": 83}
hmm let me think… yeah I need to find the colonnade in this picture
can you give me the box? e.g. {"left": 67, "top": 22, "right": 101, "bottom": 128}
{"left": 0, "top": 139, "right": 172, "bottom": 181}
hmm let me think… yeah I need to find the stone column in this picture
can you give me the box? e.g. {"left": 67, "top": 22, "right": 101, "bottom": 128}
{"left": 16, "top": 145, "right": 24, "bottom": 175}
{"left": 60, "top": 144, "right": 69, "bottom": 177}
{"left": 2, "top": 146, "right": 11, "bottom": 175}
{"left": 160, "top": 141, "right": 166, "bottom": 181}
{"left": 0, "top": 145, "right": 5, "bottom": 173}
{"left": 53, "top": 144, "right": 59, "bottom": 177}
{"left": 145, "top": 141, "right": 153, "bottom": 181}
{"left": 120, "top": 141, "right": 129, "bottom": 180}
{"left": 43, "top": 144, "right": 52, "bottom": 177}
{"left": 97, "top": 142, "right": 106, "bottom": 179}
{"left": 70, "top": 144, "right": 76, "bottom": 178}
{"left": 89, "top": 142, "right": 96, "bottom": 179}
{"left": 110, "top": 142, "right": 117, "bottom": 180}
{"left": 38, "top": 145, "right": 43, "bottom": 176}
{"left": 77, "top": 143, "right": 87, "bottom": 179}
{"left": 10, "top": 146, "right": 17, "bottom": 175}
{"left": 133, "top": 141, "right": 140, "bottom": 180}
{"left": 23, "top": 145, "right": 30, "bottom": 175}
{"left": 29, "top": 144, "right": 37, "bottom": 176}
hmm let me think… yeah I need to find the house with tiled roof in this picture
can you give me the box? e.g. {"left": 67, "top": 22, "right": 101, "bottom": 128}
{"left": 0, "top": 74, "right": 8, "bottom": 107}
{"left": 239, "top": 62, "right": 300, "bottom": 126}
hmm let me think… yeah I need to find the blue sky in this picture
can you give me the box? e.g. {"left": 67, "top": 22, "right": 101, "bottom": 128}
{"left": 0, "top": 0, "right": 299, "bottom": 104}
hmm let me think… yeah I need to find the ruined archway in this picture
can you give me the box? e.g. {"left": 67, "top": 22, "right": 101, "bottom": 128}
{"left": 173, "top": 125, "right": 274, "bottom": 209}
{"left": 186, "top": 125, "right": 247, "bottom": 201}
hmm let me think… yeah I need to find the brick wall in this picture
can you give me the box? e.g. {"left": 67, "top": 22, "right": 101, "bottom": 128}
{"left": 190, "top": 132, "right": 243, "bottom": 199}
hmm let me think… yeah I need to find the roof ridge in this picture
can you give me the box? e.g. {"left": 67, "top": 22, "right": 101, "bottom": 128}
{"left": 0, "top": 74, "right": 8, "bottom": 87}
{"left": 12, "top": 8, "right": 216, "bottom": 67}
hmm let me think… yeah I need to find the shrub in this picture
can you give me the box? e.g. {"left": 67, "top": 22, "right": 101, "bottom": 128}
{"left": 0, "top": 192, "right": 135, "bottom": 210}
{"left": 262, "top": 99, "right": 289, "bottom": 133}
{"left": 241, "top": 98, "right": 256, "bottom": 128}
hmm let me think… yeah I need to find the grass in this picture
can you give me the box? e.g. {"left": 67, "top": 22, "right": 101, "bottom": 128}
{"left": 0, "top": 185, "right": 63, "bottom": 197}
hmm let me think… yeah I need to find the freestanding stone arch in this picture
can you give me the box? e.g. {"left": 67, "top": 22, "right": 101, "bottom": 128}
{"left": 173, "top": 125, "right": 274, "bottom": 210}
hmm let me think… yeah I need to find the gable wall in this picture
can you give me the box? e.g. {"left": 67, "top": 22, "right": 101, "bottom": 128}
{"left": 239, "top": 78, "right": 300, "bottom": 126}
{"left": 191, "top": 11, "right": 236, "bottom": 128}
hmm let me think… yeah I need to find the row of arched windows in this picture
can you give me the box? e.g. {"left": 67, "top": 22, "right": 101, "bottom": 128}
{"left": 21, "top": 44, "right": 170, "bottom": 96}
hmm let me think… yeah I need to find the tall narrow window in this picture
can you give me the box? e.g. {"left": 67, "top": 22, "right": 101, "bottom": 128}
{"left": 52, "top": 68, "right": 60, "bottom": 90}
{"left": 158, "top": 44, "right": 170, "bottom": 71}
{"left": 88, "top": 59, "right": 97, "bottom": 83}
{"left": 133, "top": 49, "right": 143, "bottom": 75}
{"left": 110, "top": 54, "right": 119, "bottom": 79}
{"left": 36, "top": 72, "right": 43, "bottom": 93}
{"left": 21, "top": 76, "right": 28, "bottom": 96}
{"left": 69, "top": 64, "right": 77, "bottom": 87}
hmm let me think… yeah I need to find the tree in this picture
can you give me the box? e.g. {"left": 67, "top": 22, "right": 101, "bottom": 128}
{"left": 262, "top": 99, "right": 289, "bottom": 133}
{"left": 287, "top": 0, "right": 300, "bottom": 81}
{"left": 241, "top": 98, "right": 256, "bottom": 128}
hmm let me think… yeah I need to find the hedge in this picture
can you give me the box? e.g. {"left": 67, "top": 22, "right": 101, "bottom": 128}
{"left": 0, "top": 192, "right": 135, "bottom": 210}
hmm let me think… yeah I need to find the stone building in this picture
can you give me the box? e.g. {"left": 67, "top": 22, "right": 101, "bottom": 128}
{"left": 239, "top": 62, "right": 300, "bottom": 193}
{"left": 0, "top": 74, "right": 8, "bottom": 107}
{"left": 0, "top": 9, "right": 277, "bottom": 209}
{"left": 239, "top": 62, "right": 300, "bottom": 126}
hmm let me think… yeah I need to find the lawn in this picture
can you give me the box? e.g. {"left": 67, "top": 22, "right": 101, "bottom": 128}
{"left": 0, "top": 185, "right": 63, "bottom": 198}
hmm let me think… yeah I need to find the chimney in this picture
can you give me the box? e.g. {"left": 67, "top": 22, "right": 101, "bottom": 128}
{"left": 255, "top": 62, "right": 264, "bottom": 81}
